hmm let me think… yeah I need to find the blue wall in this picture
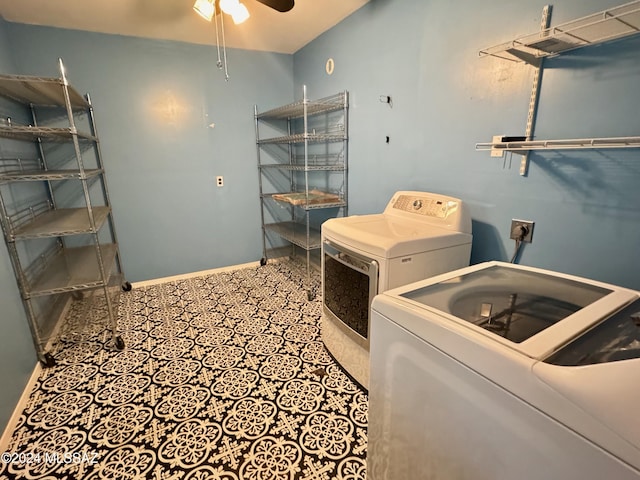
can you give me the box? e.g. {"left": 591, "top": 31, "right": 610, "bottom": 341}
{"left": 293, "top": 0, "right": 640, "bottom": 290}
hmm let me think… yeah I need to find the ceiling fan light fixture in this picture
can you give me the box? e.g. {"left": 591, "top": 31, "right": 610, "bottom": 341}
{"left": 219, "top": 0, "right": 238, "bottom": 15}
{"left": 219, "top": 0, "right": 250, "bottom": 23}
{"left": 193, "top": 0, "right": 215, "bottom": 21}
{"left": 231, "top": 3, "right": 250, "bottom": 24}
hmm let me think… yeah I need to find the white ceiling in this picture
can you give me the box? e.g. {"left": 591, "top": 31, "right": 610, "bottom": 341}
{"left": 0, "top": 0, "right": 369, "bottom": 54}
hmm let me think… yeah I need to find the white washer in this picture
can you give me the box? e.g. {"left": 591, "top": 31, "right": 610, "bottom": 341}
{"left": 369, "top": 261, "right": 640, "bottom": 480}
{"left": 321, "top": 191, "right": 472, "bottom": 388}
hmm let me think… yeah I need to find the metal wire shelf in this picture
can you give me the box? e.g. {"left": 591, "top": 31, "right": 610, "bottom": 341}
{"left": 256, "top": 92, "right": 347, "bottom": 120}
{"left": 0, "top": 124, "right": 97, "bottom": 142}
{"left": 479, "top": 0, "right": 640, "bottom": 65}
{"left": 0, "top": 73, "right": 89, "bottom": 108}
{"left": 257, "top": 132, "right": 346, "bottom": 145}
{"left": 24, "top": 243, "right": 118, "bottom": 298}
{"left": 0, "top": 168, "right": 103, "bottom": 182}
{"left": 264, "top": 221, "right": 322, "bottom": 250}
{"left": 10, "top": 205, "right": 111, "bottom": 239}
{"left": 259, "top": 163, "right": 346, "bottom": 172}
{"left": 262, "top": 191, "right": 346, "bottom": 210}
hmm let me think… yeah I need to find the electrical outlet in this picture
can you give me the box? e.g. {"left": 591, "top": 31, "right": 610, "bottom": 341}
{"left": 216, "top": 176, "right": 224, "bottom": 187}
{"left": 510, "top": 219, "right": 534, "bottom": 243}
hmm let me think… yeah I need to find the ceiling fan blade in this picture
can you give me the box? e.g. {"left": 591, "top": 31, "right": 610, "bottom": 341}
{"left": 254, "top": 0, "right": 295, "bottom": 13}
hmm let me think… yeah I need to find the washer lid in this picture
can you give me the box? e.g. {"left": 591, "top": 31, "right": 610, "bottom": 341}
{"left": 322, "top": 214, "right": 472, "bottom": 258}
{"left": 382, "top": 261, "right": 638, "bottom": 359}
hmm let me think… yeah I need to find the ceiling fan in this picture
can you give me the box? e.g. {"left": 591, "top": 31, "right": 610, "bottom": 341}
{"left": 193, "top": 0, "right": 294, "bottom": 80}
{"left": 255, "top": 0, "right": 295, "bottom": 13}
{"left": 193, "top": 0, "right": 294, "bottom": 24}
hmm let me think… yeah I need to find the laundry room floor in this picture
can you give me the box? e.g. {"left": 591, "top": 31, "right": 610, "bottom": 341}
{"left": 0, "top": 260, "right": 368, "bottom": 480}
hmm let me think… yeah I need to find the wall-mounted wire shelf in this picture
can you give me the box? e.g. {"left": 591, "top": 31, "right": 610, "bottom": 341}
{"left": 479, "top": 0, "right": 640, "bottom": 65}
{"left": 477, "top": 2, "right": 640, "bottom": 175}
{"left": 476, "top": 135, "right": 640, "bottom": 154}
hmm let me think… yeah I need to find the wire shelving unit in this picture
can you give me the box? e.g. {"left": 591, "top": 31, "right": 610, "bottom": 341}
{"left": 255, "top": 86, "right": 349, "bottom": 300}
{"left": 0, "top": 59, "right": 130, "bottom": 367}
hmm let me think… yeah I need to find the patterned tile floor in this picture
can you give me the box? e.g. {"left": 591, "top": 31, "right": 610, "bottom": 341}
{"left": 0, "top": 261, "right": 368, "bottom": 480}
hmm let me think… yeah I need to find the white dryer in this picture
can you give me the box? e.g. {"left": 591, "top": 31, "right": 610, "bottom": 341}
{"left": 321, "top": 190, "right": 472, "bottom": 388}
{"left": 368, "top": 261, "right": 640, "bottom": 480}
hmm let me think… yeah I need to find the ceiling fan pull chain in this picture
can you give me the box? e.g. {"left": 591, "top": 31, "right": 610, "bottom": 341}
{"left": 213, "top": 3, "right": 223, "bottom": 70}
{"left": 219, "top": 5, "right": 230, "bottom": 81}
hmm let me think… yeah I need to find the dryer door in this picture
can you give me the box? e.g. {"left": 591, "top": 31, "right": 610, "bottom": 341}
{"left": 323, "top": 240, "right": 379, "bottom": 341}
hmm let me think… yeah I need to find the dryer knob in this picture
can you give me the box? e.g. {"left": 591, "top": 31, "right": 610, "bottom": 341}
{"left": 413, "top": 199, "right": 422, "bottom": 210}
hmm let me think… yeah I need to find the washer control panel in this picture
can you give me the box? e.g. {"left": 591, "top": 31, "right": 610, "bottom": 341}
{"left": 392, "top": 194, "right": 455, "bottom": 218}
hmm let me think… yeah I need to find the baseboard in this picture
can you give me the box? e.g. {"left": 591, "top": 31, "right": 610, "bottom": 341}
{"left": 132, "top": 261, "right": 261, "bottom": 288}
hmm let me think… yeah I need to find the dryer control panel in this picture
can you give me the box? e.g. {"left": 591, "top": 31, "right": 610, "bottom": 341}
{"left": 384, "top": 191, "right": 471, "bottom": 233}
{"left": 392, "top": 194, "right": 453, "bottom": 218}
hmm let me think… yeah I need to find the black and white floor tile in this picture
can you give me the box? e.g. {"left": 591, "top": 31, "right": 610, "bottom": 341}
{"left": 0, "top": 261, "right": 368, "bottom": 480}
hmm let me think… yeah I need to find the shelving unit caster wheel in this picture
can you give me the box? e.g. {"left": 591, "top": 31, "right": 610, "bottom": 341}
{"left": 41, "top": 353, "right": 56, "bottom": 368}
{"left": 307, "top": 290, "right": 316, "bottom": 301}
{"left": 260, "top": 257, "right": 267, "bottom": 266}
{"left": 71, "top": 290, "right": 84, "bottom": 300}
{"left": 114, "top": 336, "right": 125, "bottom": 350}
{"left": 122, "top": 281, "right": 132, "bottom": 292}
